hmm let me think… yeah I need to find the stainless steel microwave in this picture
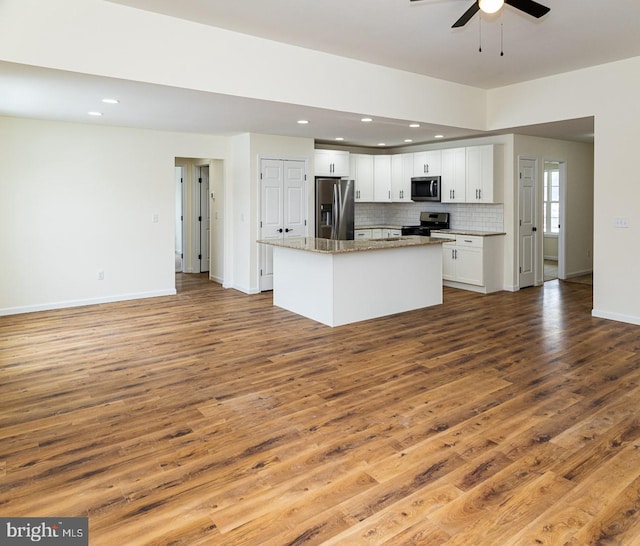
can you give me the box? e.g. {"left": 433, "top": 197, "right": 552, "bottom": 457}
{"left": 411, "top": 176, "right": 441, "bottom": 202}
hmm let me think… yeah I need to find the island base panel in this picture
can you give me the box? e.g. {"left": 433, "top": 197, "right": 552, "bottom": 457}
{"left": 273, "top": 245, "right": 442, "bottom": 327}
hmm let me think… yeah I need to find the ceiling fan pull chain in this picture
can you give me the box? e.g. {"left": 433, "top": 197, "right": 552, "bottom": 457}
{"left": 478, "top": 16, "right": 482, "bottom": 52}
{"left": 500, "top": 11, "right": 504, "bottom": 56}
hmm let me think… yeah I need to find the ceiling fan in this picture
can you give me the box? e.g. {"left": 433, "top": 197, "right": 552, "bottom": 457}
{"left": 410, "top": 0, "right": 550, "bottom": 28}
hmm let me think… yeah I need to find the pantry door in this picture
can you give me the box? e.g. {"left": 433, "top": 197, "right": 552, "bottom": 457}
{"left": 259, "top": 159, "right": 307, "bottom": 291}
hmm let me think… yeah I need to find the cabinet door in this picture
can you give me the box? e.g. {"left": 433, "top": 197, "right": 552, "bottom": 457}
{"left": 391, "top": 153, "right": 413, "bottom": 202}
{"left": 466, "top": 145, "right": 494, "bottom": 202}
{"left": 331, "top": 151, "right": 350, "bottom": 177}
{"left": 442, "top": 242, "right": 456, "bottom": 281}
{"left": 373, "top": 155, "right": 392, "bottom": 202}
{"left": 413, "top": 150, "right": 441, "bottom": 176}
{"left": 455, "top": 246, "right": 483, "bottom": 285}
{"left": 315, "top": 150, "right": 349, "bottom": 177}
{"left": 351, "top": 154, "right": 374, "bottom": 202}
{"left": 441, "top": 148, "right": 466, "bottom": 202}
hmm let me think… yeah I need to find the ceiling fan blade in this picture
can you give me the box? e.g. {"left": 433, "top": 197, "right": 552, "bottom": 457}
{"left": 452, "top": 1, "right": 480, "bottom": 28}
{"left": 505, "top": 0, "right": 550, "bottom": 18}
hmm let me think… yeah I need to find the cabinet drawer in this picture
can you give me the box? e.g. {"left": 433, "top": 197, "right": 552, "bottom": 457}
{"left": 455, "top": 235, "right": 483, "bottom": 248}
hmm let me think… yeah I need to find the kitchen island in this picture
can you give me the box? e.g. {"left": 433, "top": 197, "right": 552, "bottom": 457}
{"left": 258, "top": 236, "right": 452, "bottom": 327}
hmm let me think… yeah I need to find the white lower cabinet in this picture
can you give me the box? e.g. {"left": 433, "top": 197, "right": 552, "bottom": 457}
{"left": 354, "top": 228, "right": 402, "bottom": 240}
{"left": 432, "top": 233, "right": 504, "bottom": 293}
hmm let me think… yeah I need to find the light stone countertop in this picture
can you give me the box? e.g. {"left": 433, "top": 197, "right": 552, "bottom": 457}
{"left": 257, "top": 235, "right": 453, "bottom": 254}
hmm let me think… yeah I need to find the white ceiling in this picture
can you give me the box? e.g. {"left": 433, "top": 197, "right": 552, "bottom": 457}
{"left": 4, "top": 0, "right": 637, "bottom": 147}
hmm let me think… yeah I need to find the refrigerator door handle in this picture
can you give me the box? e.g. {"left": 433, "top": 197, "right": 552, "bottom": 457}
{"left": 331, "top": 184, "right": 339, "bottom": 239}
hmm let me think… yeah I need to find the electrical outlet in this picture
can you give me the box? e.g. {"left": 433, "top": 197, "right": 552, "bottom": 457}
{"left": 98, "top": 270, "right": 104, "bottom": 280}
{"left": 614, "top": 217, "right": 629, "bottom": 228}
{"left": 152, "top": 213, "right": 159, "bottom": 223}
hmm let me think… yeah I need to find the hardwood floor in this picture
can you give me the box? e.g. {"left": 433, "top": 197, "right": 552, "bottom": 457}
{"left": 2, "top": 274, "right": 640, "bottom": 545}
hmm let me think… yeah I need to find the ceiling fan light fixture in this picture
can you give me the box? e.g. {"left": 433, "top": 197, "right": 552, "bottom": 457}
{"left": 478, "top": 0, "right": 504, "bottom": 14}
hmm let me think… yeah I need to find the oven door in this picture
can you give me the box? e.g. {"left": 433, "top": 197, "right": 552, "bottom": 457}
{"left": 411, "top": 176, "right": 441, "bottom": 202}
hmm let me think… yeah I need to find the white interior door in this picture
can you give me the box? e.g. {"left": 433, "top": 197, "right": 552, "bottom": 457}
{"left": 260, "top": 159, "right": 285, "bottom": 291}
{"left": 519, "top": 158, "right": 537, "bottom": 288}
{"left": 199, "top": 165, "right": 210, "bottom": 273}
{"left": 283, "top": 160, "right": 306, "bottom": 237}
{"left": 259, "top": 158, "right": 307, "bottom": 291}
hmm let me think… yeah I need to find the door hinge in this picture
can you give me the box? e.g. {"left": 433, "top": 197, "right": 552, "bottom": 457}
{"left": 304, "top": 174, "right": 307, "bottom": 181}
{"left": 304, "top": 219, "right": 307, "bottom": 226}
{"left": 519, "top": 172, "right": 522, "bottom": 179}
{"left": 260, "top": 220, "right": 263, "bottom": 228}
{"left": 260, "top": 172, "right": 263, "bottom": 179}
{"left": 519, "top": 266, "right": 522, "bottom": 273}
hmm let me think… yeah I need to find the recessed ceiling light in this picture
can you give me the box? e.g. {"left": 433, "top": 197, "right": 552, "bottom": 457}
{"left": 409, "top": 123, "right": 420, "bottom": 128}
{"left": 434, "top": 134, "right": 444, "bottom": 139}
{"left": 297, "top": 119, "right": 309, "bottom": 124}
{"left": 378, "top": 142, "right": 386, "bottom": 146}
{"left": 404, "top": 139, "right": 414, "bottom": 143}
{"left": 88, "top": 111, "right": 103, "bottom": 116}
{"left": 102, "top": 98, "right": 119, "bottom": 104}
{"left": 335, "top": 137, "right": 344, "bottom": 141}
{"left": 361, "top": 117, "right": 373, "bottom": 123}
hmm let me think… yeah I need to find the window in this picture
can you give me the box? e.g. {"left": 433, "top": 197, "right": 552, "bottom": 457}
{"left": 543, "top": 162, "right": 560, "bottom": 235}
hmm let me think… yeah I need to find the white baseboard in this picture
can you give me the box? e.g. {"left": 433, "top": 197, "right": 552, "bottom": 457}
{"left": 0, "top": 289, "right": 177, "bottom": 316}
{"left": 592, "top": 309, "right": 640, "bottom": 326}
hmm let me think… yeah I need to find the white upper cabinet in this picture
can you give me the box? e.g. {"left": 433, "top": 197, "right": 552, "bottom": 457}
{"left": 373, "top": 155, "right": 392, "bottom": 202}
{"left": 350, "top": 153, "right": 375, "bottom": 202}
{"left": 314, "top": 149, "right": 350, "bottom": 177}
{"left": 391, "top": 153, "right": 413, "bottom": 202}
{"left": 441, "top": 148, "right": 466, "bottom": 203}
{"left": 413, "top": 150, "right": 441, "bottom": 176}
{"left": 465, "top": 144, "right": 503, "bottom": 203}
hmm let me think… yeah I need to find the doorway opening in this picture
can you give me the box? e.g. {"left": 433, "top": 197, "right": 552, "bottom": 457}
{"left": 174, "top": 158, "right": 224, "bottom": 288}
{"left": 543, "top": 160, "right": 566, "bottom": 282}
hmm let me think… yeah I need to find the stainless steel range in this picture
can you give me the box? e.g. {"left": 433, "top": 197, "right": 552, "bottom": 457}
{"left": 401, "top": 212, "right": 449, "bottom": 236}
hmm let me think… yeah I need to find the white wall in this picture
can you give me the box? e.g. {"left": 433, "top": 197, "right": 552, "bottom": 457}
{"left": 489, "top": 58, "right": 640, "bottom": 323}
{"left": 0, "top": 116, "right": 230, "bottom": 314}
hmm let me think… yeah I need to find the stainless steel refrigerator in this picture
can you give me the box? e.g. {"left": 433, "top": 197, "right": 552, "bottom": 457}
{"left": 315, "top": 178, "right": 355, "bottom": 240}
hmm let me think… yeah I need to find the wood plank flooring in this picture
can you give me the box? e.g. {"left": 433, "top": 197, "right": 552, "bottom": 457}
{"left": 2, "top": 275, "right": 640, "bottom": 545}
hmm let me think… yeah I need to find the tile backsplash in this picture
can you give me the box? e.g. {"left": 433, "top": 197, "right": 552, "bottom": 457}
{"left": 355, "top": 202, "right": 504, "bottom": 232}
